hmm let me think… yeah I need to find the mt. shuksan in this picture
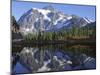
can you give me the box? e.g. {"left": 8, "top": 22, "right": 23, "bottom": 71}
{"left": 18, "top": 5, "right": 92, "bottom": 35}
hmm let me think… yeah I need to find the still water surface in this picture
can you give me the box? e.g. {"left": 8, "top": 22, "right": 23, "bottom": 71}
{"left": 12, "top": 44, "right": 96, "bottom": 74}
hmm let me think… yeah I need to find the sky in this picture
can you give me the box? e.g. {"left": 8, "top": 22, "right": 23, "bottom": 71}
{"left": 12, "top": 1, "right": 96, "bottom": 21}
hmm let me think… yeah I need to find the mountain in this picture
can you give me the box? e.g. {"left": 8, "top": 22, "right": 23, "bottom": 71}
{"left": 83, "top": 21, "right": 96, "bottom": 29}
{"left": 12, "top": 16, "right": 19, "bottom": 33}
{"left": 18, "top": 5, "right": 93, "bottom": 35}
{"left": 11, "top": 16, "right": 23, "bottom": 40}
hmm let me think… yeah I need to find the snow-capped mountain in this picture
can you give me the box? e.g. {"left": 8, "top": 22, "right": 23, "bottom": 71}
{"left": 18, "top": 5, "right": 92, "bottom": 35}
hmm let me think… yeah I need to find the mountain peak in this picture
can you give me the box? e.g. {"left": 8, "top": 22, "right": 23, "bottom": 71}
{"left": 43, "top": 5, "right": 54, "bottom": 11}
{"left": 83, "top": 17, "right": 92, "bottom": 23}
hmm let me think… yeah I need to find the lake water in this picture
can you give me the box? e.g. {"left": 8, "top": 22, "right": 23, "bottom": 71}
{"left": 12, "top": 44, "right": 96, "bottom": 74}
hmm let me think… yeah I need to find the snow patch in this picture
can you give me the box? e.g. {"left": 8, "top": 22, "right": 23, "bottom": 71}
{"left": 83, "top": 17, "right": 91, "bottom": 23}
{"left": 37, "top": 60, "right": 51, "bottom": 72}
{"left": 32, "top": 8, "right": 51, "bottom": 21}
{"left": 67, "top": 16, "right": 72, "bottom": 20}
{"left": 54, "top": 14, "right": 72, "bottom": 25}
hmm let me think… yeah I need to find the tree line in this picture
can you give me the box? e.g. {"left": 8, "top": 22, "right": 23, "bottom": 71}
{"left": 23, "top": 24, "right": 96, "bottom": 42}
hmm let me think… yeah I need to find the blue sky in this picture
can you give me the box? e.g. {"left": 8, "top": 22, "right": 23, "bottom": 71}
{"left": 12, "top": 1, "right": 96, "bottom": 21}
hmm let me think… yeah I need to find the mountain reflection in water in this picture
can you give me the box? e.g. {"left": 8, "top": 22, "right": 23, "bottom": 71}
{"left": 12, "top": 44, "right": 96, "bottom": 74}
